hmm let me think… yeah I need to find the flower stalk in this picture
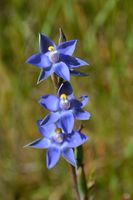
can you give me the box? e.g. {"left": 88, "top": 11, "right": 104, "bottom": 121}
{"left": 57, "top": 29, "right": 88, "bottom": 200}
{"left": 75, "top": 145, "right": 88, "bottom": 200}
{"left": 25, "top": 27, "right": 90, "bottom": 199}
{"left": 59, "top": 28, "right": 82, "bottom": 200}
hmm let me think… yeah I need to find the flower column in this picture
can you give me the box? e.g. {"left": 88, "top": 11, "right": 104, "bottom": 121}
{"left": 25, "top": 28, "right": 90, "bottom": 200}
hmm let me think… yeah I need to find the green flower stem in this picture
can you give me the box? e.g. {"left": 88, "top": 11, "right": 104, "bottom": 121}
{"left": 75, "top": 146, "right": 88, "bottom": 200}
{"left": 74, "top": 124, "right": 88, "bottom": 200}
{"left": 69, "top": 165, "right": 81, "bottom": 200}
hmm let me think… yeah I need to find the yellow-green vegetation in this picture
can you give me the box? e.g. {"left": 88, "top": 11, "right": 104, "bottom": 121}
{"left": 0, "top": 0, "right": 133, "bottom": 199}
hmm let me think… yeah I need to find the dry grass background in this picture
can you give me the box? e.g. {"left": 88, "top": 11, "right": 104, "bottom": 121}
{"left": 0, "top": 0, "right": 133, "bottom": 199}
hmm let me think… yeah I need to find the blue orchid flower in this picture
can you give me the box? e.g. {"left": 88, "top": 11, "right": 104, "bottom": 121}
{"left": 39, "top": 82, "right": 90, "bottom": 132}
{"left": 24, "top": 120, "right": 88, "bottom": 169}
{"left": 26, "top": 33, "right": 89, "bottom": 83}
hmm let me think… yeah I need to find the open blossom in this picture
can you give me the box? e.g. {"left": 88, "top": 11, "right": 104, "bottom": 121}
{"left": 39, "top": 82, "right": 90, "bottom": 132}
{"left": 26, "top": 33, "right": 89, "bottom": 83}
{"left": 25, "top": 120, "right": 88, "bottom": 169}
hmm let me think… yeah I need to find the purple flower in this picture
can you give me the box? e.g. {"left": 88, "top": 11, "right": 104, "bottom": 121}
{"left": 24, "top": 120, "right": 88, "bottom": 169}
{"left": 39, "top": 82, "right": 90, "bottom": 132}
{"left": 26, "top": 33, "right": 89, "bottom": 83}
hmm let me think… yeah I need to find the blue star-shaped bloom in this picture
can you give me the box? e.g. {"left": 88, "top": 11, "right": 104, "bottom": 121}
{"left": 24, "top": 120, "right": 88, "bottom": 169}
{"left": 39, "top": 82, "right": 91, "bottom": 132}
{"left": 26, "top": 33, "right": 89, "bottom": 83}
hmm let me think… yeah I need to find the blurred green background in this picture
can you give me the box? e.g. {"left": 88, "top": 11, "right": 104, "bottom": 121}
{"left": 0, "top": 0, "right": 133, "bottom": 199}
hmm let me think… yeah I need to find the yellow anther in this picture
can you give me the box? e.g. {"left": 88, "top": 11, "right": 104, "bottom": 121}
{"left": 55, "top": 128, "right": 62, "bottom": 134}
{"left": 60, "top": 93, "right": 67, "bottom": 101}
{"left": 48, "top": 46, "right": 54, "bottom": 51}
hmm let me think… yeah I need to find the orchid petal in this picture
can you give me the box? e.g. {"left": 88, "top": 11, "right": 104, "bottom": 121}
{"left": 60, "top": 54, "right": 79, "bottom": 66}
{"left": 26, "top": 53, "right": 51, "bottom": 68}
{"left": 39, "top": 33, "right": 56, "bottom": 53}
{"left": 80, "top": 95, "right": 89, "bottom": 107}
{"left": 60, "top": 54, "right": 89, "bottom": 69}
{"left": 67, "top": 131, "right": 88, "bottom": 148}
{"left": 69, "top": 57, "right": 89, "bottom": 68}
{"left": 54, "top": 62, "right": 70, "bottom": 81}
{"left": 24, "top": 138, "right": 50, "bottom": 149}
{"left": 37, "top": 120, "right": 56, "bottom": 138}
{"left": 39, "top": 95, "right": 59, "bottom": 112}
{"left": 57, "top": 82, "right": 73, "bottom": 99}
{"left": 70, "top": 99, "right": 82, "bottom": 109}
{"left": 75, "top": 110, "right": 91, "bottom": 120}
{"left": 60, "top": 54, "right": 89, "bottom": 68}
{"left": 41, "top": 113, "right": 60, "bottom": 126}
{"left": 57, "top": 40, "right": 77, "bottom": 55}
{"left": 62, "top": 148, "right": 76, "bottom": 167}
{"left": 37, "top": 68, "right": 53, "bottom": 84}
{"left": 60, "top": 112, "right": 74, "bottom": 133}
{"left": 46, "top": 147, "right": 60, "bottom": 169}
